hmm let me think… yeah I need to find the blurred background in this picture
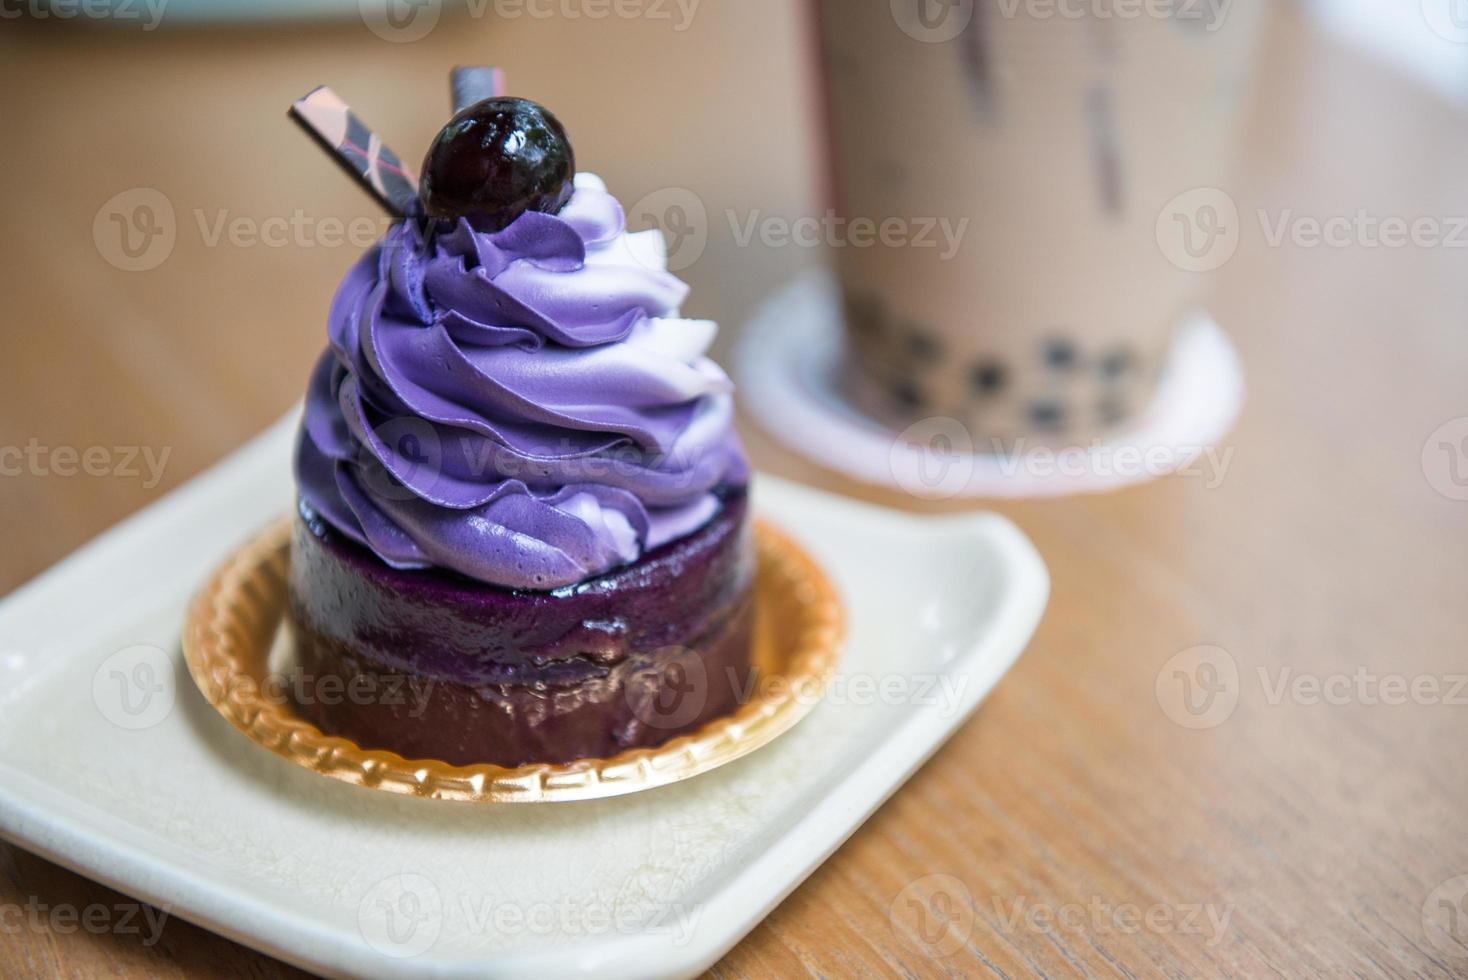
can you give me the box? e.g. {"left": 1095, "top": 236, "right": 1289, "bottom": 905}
{"left": 3, "top": 1, "right": 1468, "bottom": 976}
{"left": 3, "top": 0, "right": 1467, "bottom": 584}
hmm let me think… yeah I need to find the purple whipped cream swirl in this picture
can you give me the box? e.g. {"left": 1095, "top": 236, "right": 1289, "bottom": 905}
{"left": 296, "top": 174, "right": 749, "bottom": 590}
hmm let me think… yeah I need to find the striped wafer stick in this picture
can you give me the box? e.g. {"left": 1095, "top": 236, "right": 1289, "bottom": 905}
{"left": 289, "top": 86, "right": 419, "bottom": 217}
{"left": 451, "top": 66, "right": 506, "bottom": 112}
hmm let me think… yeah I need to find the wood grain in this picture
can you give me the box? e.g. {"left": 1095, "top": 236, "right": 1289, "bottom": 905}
{"left": 2, "top": 3, "right": 1466, "bottom": 977}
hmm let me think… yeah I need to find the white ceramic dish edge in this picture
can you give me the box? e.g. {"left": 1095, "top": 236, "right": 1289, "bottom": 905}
{"left": 0, "top": 414, "right": 1049, "bottom": 979}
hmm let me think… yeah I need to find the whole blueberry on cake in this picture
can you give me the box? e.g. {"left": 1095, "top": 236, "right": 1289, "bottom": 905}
{"left": 287, "top": 89, "right": 752, "bottom": 767}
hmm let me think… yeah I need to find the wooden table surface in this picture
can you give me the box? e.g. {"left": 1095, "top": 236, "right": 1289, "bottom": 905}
{"left": 3, "top": 3, "right": 1467, "bottom": 977}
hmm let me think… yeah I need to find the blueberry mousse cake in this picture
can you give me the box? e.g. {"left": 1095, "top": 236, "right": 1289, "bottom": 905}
{"left": 287, "top": 96, "right": 753, "bottom": 767}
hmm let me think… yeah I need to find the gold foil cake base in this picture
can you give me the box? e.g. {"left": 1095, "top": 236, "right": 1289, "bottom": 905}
{"left": 182, "top": 517, "right": 843, "bottom": 803}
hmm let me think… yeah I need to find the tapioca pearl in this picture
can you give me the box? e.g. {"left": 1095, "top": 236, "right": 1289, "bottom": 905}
{"left": 1042, "top": 338, "right": 1077, "bottom": 370}
{"left": 969, "top": 361, "right": 1007, "bottom": 396}
{"left": 903, "top": 327, "right": 943, "bottom": 364}
{"left": 890, "top": 379, "right": 926, "bottom": 412}
{"left": 1099, "top": 346, "right": 1134, "bottom": 379}
{"left": 1028, "top": 401, "right": 1066, "bottom": 431}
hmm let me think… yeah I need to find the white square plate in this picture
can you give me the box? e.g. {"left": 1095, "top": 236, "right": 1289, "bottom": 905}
{"left": 0, "top": 415, "right": 1048, "bottom": 979}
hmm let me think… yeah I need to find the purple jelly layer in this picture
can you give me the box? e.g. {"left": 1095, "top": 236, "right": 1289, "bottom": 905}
{"left": 284, "top": 492, "right": 754, "bottom": 766}
{"left": 288, "top": 599, "right": 753, "bottom": 767}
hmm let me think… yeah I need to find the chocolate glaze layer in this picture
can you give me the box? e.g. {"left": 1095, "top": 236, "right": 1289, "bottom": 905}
{"left": 285, "top": 492, "right": 754, "bottom": 766}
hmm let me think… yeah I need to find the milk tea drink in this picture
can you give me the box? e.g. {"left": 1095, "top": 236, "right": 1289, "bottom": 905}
{"left": 814, "top": 0, "right": 1261, "bottom": 445}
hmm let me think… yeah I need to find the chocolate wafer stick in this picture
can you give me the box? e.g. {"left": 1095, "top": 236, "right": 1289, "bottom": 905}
{"left": 289, "top": 86, "right": 419, "bottom": 217}
{"left": 451, "top": 66, "right": 506, "bottom": 112}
